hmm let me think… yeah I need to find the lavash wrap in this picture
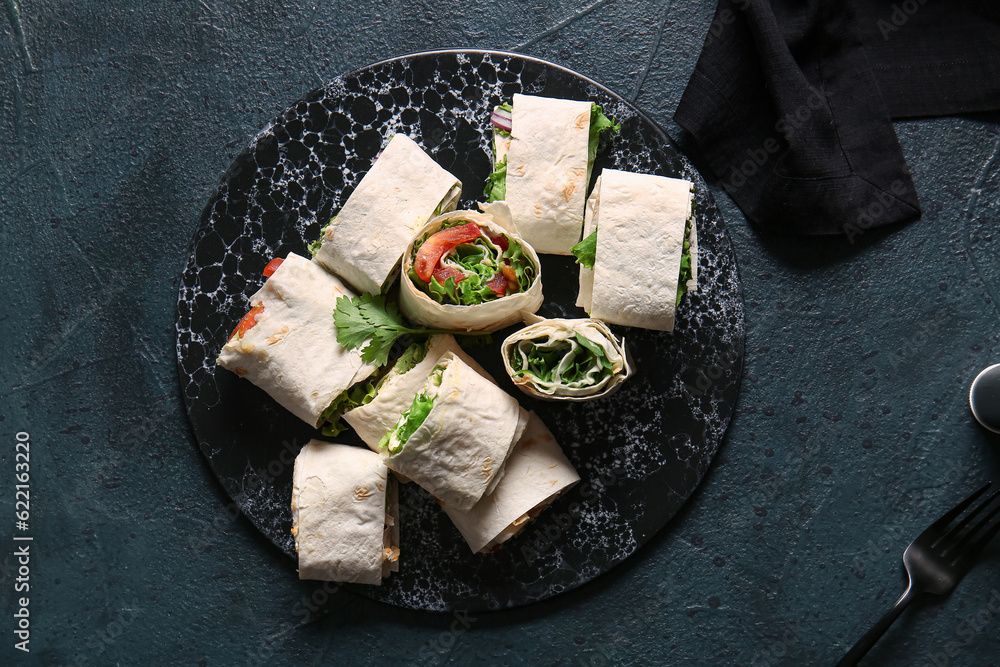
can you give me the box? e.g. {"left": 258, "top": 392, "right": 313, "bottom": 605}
{"left": 502, "top": 93, "right": 592, "bottom": 255}
{"left": 443, "top": 412, "right": 580, "bottom": 553}
{"left": 313, "top": 134, "right": 462, "bottom": 294}
{"left": 344, "top": 334, "right": 493, "bottom": 451}
{"left": 291, "top": 441, "right": 399, "bottom": 585}
{"left": 216, "top": 253, "right": 378, "bottom": 428}
{"left": 501, "top": 314, "right": 633, "bottom": 401}
{"left": 382, "top": 351, "right": 529, "bottom": 511}
{"left": 577, "top": 169, "right": 697, "bottom": 332}
{"left": 399, "top": 210, "right": 544, "bottom": 332}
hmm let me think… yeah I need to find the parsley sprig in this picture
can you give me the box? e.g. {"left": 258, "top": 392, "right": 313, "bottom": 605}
{"left": 333, "top": 293, "right": 488, "bottom": 366}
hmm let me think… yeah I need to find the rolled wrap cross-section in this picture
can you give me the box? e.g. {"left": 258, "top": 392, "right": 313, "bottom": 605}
{"left": 380, "top": 351, "right": 529, "bottom": 511}
{"left": 399, "top": 210, "right": 543, "bottom": 332}
{"left": 501, "top": 315, "right": 632, "bottom": 401}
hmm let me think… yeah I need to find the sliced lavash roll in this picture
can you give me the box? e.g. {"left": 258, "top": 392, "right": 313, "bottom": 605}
{"left": 312, "top": 134, "right": 462, "bottom": 294}
{"left": 503, "top": 94, "right": 593, "bottom": 255}
{"left": 443, "top": 412, "right": 580, "bottom": 554}
{"left": 577, "top": 169, "right": 696, "bottom": 332}
{"left": 501, "top": 313, "right": 632, "bottom": 401}
{"left": 216, "top": 253, "right": 378, "bottom": 428}
{"left": 291, "top": 441, "right": 399, "bottom": 585}
{"left": 399, "top": 210, "right": 543, "bottom": 332}
{"left": 380, "top": 351, "right": 529, "bottom": 511}
{"left": 344, "top": 334, "right": 492, "bottom": 451}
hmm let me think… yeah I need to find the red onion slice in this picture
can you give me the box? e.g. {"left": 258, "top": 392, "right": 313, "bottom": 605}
{"left": 490, "top": 107, "right": 512, "bottom": 133}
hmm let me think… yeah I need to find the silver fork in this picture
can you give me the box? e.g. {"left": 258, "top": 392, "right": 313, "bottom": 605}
{"left": 836, "top": 482, "right": 1000, "bottom": 666}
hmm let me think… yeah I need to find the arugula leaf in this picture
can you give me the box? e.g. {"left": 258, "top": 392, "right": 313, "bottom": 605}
{"left": 570, "top": 231, "right": 598, "bottom": 270}
{"left": 510, "top": 333, "right": 611, "bottom": 386}
{"left": 573, "top": 332, "right": 613, "bottom": 371}
{"left": 333, "top": 293, "right": 488, "bottom": 366}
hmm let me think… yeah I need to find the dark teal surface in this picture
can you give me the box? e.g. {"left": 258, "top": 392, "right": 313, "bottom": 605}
{"left": 2, "top": 2, "right": 1000, "bottom": 665}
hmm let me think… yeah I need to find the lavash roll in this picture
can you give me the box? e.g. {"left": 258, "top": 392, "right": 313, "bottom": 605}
{"left": 577, "top": 169, "right": 697, "bottom": 332}
{"left": 343, "top": 335, "right": 492, "bottom": 451}
{"left": 313, "top": 134, "right": 462, "bottom": 294}
{"left": 443, "top": 412, "right": 580, "bottom": 554}
{"left": 399, "top": 210, "right": 543, "bottom": 332}
{"left": 501, "top": 314, "right": 632, "bottom": 401}
{"left": 216, "top": 253, "right": 378, "bottom": 428}
{"left": 503, "top": 94, "right": 593, "bottom": 255}
{"left": 291, "top": 441, "right": 399, "bottom": 585}
{"left": 382, "top": 352, "right": 529, "bottom": 511}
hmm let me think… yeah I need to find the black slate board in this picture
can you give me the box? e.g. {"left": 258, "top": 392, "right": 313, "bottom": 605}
{"left": 174, "top": 49, "right": 745, "bottom": 612}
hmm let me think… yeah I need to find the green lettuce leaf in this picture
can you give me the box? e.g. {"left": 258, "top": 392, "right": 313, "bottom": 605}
{"left": 483, "top": 155, "right": 508, "bottom": 203}
{"left": 319, "top": 380, "right": 379, "bottom": 436}
{"left": 511, "top": 333, "right": 611, "bottom": 386}
{"left": 570, "top": 231, "right": 598, "bottom": 270}
{"left": 379, "top": 391, "right": 436, "bottom": 454}
{"left": 676, "top": 202, "right": 695, "bottom": 306}
{"left": 587, "top": 104, "right": 620, "bottom": 184}
{"left": 409, "top": 229, "right": 536, "bottom": 307}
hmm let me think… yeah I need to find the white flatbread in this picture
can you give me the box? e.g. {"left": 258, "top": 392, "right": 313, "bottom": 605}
{"left": 313, "top": 134, "right": 461, "bottom": 294}
{"left": 583, "top": 169, "right": 696, "bottom": 332}
{"left": 504, "top": 94, "right": 592, "bottom": 255}
{"left": 216, "top": 253, "right": 378, "bottom": 427}
{"left": 291, "top": 441, "right": 397, "bottom": 585}
{"left": 344, "top": 335, "right": 493, "bottom": 450}
{"left": 383, "top": 352, "right": 528, "bottom": 511}
{"left": 443, "top": 412, "right": 580, "bottom": 554}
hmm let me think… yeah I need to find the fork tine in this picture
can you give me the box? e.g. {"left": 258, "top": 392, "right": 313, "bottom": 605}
{"left": 953, "top": 502, "right": 1000, "bottom": 573}
{"left": 936, "top": 489, "right": 1000, "bottom": 555}
{"left": 920, "top": 482, "right": 992, "bottom": 543}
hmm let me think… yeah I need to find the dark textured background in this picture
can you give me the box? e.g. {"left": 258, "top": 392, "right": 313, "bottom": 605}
{"left": 2, "top": 1, "right": 999, "bottom": 665}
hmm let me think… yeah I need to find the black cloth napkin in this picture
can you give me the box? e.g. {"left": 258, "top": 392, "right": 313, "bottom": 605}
{"left": 675, "top": 0, "right": 1000, "bottom": 237}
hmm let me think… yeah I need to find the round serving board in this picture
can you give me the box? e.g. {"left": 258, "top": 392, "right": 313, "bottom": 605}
{"left": 175, "top": 49, "right": 745, "bottom": 612}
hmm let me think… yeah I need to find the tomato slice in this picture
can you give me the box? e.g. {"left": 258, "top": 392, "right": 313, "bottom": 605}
{"left": 486, "top": 273, "right": 508, "bottom": 297}
{"left": 262, "top": 258, "right": 283, "bottom": 278}
{"left": 432, "top": 265, "right": 466, "bottom": 286}
{"left": 485, "top": 231, "right": 509, "bottom": 252}
{"left": 230, "top": 302, "right": 264, "bottom": 340}
{"left": 414, "top": 223, "right": 482, "bottom": 282}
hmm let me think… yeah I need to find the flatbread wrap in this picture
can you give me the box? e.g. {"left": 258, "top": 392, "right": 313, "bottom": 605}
{"left": 379, "top": 351, "right": 529, "bottom": 511}
{"left": 443, "top": 412, "right": 580, "bottom": 554}
{"left": 291, "top": 441, "right": 399, "bottom": 584}
{"left": 312, "top": 134, "right": 462, "bottom": 294}
{"left": 399, "top": 210, "right": 543, "bottom": 331}
{"left": 343, "top": 334, "right": 493, "bottom": 451}
{"left": 501, "top": 314, "right": 632, "bottom": 401}
{"left": 216, "top": 253, "right": 378, "bottom": 428}
{"left": 573, "top": 169, "right": 697, "bottom": 332}
{"left": 483, "top": 94, "right": 619, "bottom": 255}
